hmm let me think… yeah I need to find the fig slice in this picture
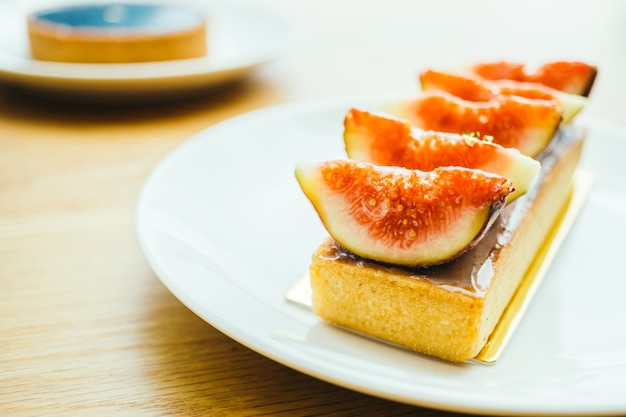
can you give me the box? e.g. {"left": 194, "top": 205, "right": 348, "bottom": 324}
{"left": 419, "top": 69, "right": 587, "bottom": 124}
{"left": 468, "top": 61, "right": 598, "bottom": 97}
{"left": 343, "top": 108, "right": 540, "bottom": 203}
{"left": 295, "top": 160, "right": 513, "bottom": 267}
{"left": 382, "top": 90, "right": 561, "bottom": 157}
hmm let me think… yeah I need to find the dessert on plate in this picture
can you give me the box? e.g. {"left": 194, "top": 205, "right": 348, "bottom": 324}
{"left": 27, "top": 3, "right": 207, "bottom": 63}
{"left": 295, "top": 61, "right": 596, "bottom": 362}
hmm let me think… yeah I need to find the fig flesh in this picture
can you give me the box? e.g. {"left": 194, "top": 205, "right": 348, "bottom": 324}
{"left": 420, "top": 69, "right": 587, "bottom": 124}
{"left": 382, "top": 90, "right": 561, "bottom": 157}
{"left": 343, "top": 108, "right": 540, "bottom": 203}
{"left": 468, "top": 61, "right": 597, "bottom": 97}
{"left": 295, "top": 160, "right": 513, "bottom": 267}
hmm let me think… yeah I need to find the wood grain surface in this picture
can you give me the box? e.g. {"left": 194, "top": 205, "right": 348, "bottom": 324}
{"left": 2, "top": 0, "right": 625, "bottom": 415}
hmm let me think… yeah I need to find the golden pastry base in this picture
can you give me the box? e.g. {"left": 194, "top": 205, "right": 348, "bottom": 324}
{"left": 286, "top": 170, "right": 593, "bottom": 364}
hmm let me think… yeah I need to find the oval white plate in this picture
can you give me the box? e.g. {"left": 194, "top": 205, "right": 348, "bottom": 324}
{"left": 0, "top": 0, "right": 298, "bottom": 101}
{"left": 136, "top": 97, "right": 626, "bottom": 416}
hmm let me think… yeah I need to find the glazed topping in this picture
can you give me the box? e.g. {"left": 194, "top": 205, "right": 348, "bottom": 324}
{"left": 316, "top": 125, "right": 577, "bottom": 296}
{"left": 469, "top": 61, "right": 598, "bottom": 96}
{"left": 296, "top": 159, "right": 513, "bottom": 267}
{"left": 345, "top": 108, "right": 504, "bottom": 171}
{"left": 343, "top": 108, "right": 540, "bottom": 203}
{"left": 30, "top": 4, "right": 204, "bottom": 33}
{"left": 419, "top": 69, "right": 587, "bottom": 125}
{"left": 401, "top": 91, "right": 561, "bottom": 156}
{"left": 318, "top": 161, "right": 512, "bottom": 213}
{"left": 421, "top": 69, "right": 558, "bottom": 102}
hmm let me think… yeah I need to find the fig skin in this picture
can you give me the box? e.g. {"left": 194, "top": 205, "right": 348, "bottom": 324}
{"left": 383, "top": 90, "right": 562, "bottom": 158}
{"left": 419, "top": 69, "right": 587, "bottom": 125}
{"left": 295, "top": 160, "right": 514, "bottom": 267}
{"left": 343, "top": 108, "right": 540, "bottom": 203}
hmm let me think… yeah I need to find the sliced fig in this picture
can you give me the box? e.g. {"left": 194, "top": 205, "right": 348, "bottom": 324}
{"left": 420, "top": 69, "right": 587, "bottom": 124}
{"left": 343, "top": 108, "right": 540, "bottom": 202}
{"left": 295, "top": 160, "right": 513, "bottom": 267}
{"left": 382, "top": 90, "right": 561, "bottom": 157}
{"left": 468, "top": 61, "right": 598, "bottom": 97}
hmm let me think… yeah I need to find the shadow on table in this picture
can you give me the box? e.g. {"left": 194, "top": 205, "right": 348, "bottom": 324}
{"left": 0, "top": 75, "right": 282, "bottom": 127}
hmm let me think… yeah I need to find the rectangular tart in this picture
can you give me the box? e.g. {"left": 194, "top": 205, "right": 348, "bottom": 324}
{"left": 308, "top": 126, "right": 585, "bottom": 362}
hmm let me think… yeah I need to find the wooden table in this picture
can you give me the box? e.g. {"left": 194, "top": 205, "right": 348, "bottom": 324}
{"left": 2, "top": 0, "right": 625, "bottom": 415}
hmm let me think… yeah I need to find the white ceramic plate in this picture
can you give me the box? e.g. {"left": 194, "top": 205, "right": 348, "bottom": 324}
{"left": 0, "top": 0, "right": 298, "bottom": 101}
{"left": 136, "top": 97, "right": 626, "bottom": 416}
